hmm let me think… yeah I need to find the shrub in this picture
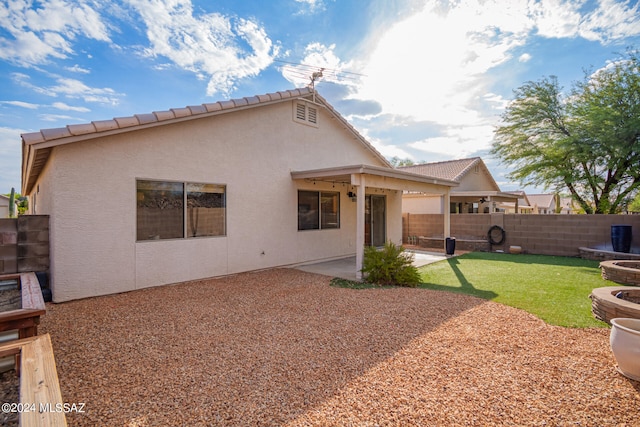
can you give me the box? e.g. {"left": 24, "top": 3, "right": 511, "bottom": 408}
{"left": 361, "top": 241, "right": 421, "bottom": 287}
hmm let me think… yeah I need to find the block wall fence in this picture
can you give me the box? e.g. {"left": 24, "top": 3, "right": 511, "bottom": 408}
{"left": 0, "top": 216, "right": 49, "bottom": 274}
{"left": 403, "top": 213, "right": 640, "bottom": 257}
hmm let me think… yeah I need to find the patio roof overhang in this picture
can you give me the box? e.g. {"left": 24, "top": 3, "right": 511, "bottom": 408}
{"left": 447, "top": 191, "right": 520, "bottom": 202}
{"left": 290, "top": 164, "right": 459, "bottom": 194}
{"left": 291, "top": 164, "right": 458, "bottom": 280}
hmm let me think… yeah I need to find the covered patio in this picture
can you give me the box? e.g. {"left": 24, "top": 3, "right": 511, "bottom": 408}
{"left": 293, "top": 249, "right": 450, "bottom": 280}
{"left": 291, "top": 164, "right": 457, "bottom": 279}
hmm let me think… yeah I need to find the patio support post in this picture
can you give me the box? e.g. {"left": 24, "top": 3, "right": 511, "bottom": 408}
{"left": 443, "top": 189, "right": 451, "bottom": 251}
{"left": 355, "top": 174, "right": 366, "bottom": 280}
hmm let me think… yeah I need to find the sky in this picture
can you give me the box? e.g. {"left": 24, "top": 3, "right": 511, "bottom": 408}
{"left": 1, "top": 0, "right": 639, "bottom": 195}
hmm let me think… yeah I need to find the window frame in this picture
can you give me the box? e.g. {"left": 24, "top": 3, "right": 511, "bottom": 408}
{"left": 136, "top": 179, "right": 227, "bottom": 242}
{"left": 297, "top": 190, "right": 340, "bottom": 231}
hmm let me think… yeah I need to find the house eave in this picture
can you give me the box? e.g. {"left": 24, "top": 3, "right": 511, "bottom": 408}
{"left": 291, "top": 164, "right": 459, "bottom": 192}
{"left": 21, "top": 87, "right": 392, "bottom": 195}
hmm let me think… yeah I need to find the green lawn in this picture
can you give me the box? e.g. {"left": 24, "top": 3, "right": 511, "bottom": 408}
{"left": 419, "top": 252, "right": 614, "bottom": 328}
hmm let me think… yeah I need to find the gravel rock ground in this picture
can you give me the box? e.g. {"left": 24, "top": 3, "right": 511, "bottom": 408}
{"left": 39, "top": 269, "right": 639, "bottom": 426}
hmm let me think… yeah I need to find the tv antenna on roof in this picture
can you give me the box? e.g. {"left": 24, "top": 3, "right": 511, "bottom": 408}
{"left": 309, "top": 68, "right": 324, "bottom": 102}
{"left": 309, "top": 68, "right": 324, "bottom": 88}
{"left": 274, "top": 59, "right": 366, "bottom": 102}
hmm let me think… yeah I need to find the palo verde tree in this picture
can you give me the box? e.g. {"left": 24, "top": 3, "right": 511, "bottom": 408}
{"left": 492, "top": 50, "right": 640, "bottom": 214}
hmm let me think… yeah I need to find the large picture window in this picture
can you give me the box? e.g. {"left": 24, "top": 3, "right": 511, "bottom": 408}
{"left": 298, "top": 190, "right": 340, "bottom": 230}
{"left": 137, "top": 180, "right": 226, "bottom": 241}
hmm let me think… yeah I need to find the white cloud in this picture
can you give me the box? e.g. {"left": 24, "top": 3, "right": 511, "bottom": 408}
{"left": 356, "top": 0, "right": 530, "bottom": 128}
{"left": 367, "top": 135, "right": 415, "bottom": 161}
{"left": 294, "top": 0, "right": 328, "bottom": 14}
{"left": 0, "top": 101, "right": 39, "bottom": 109}
{"left": 65, "top": 64, "right": 91, "bottom": 73}
{"left": 0, "top": 0, "right": 110, "bottom": 66}
{"left": 0, "top": 127, "right": 24, "bottom": 193}
{"left": 409, "top": 124, "right": 496, "bottom": 158}
{"left": 519, "top": 53, "right": 532, "bottom": 62}
{"left": 51, "top": 102, "right": 90, "bottom": 112}
{"left": 128, "top": 0, "right": 277, "bottom": 96}
{"left": 579, "top": 0, "right": 640, "bottom": 43}
{"left": 529, "top": 0, "right": 640, "bottom": 42}
{"left": 529, "top": 0, "right": 582, "bottom": 38}
{"left": 12, "top": 73, "right": 122, "bottom": 105}
{"left": 40, "top": 113, "right": 75, "bottom": 122}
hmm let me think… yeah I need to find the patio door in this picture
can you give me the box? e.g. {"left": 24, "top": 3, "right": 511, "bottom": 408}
{"left": 365, "top": 195, "right": 386, "bottom": 247}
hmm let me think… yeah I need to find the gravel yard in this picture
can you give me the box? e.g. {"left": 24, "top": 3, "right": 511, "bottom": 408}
{"left": 40, "top": 269, "right": 639, "bottom": 426}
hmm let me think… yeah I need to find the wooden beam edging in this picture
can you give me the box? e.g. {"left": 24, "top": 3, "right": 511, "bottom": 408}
{"left": 0, "top": 334, "right": 68, "bottom": 426}
{"left": 19, "top": 272, "right": 46, "bottom": 312}
{"left": 0, "top": 272, "right": 46, "bottom": 338}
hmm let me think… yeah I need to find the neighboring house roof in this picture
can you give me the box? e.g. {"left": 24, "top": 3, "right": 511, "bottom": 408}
{"left": 527, "top": 194, "right": 556, "bottom": 211}
{"left": 398, "top": 157, "right": 501, "bottom": 191}
{"left": 21, "top": 87, "right": 390, "bottom": 194}
{"left": 399, "top": 157, "right": 479, "bottom": 181}
{"left": 503, "top": 191, "right": 533, "bottom": 210}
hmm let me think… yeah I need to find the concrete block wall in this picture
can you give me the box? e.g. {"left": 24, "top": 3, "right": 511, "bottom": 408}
{"left": 0, "top": 219, "right": 18, "bottom": 273}
{"left": 0, "top": 216, "right": 49, "bottom": 274}
{"left": 403, "top": 213, "right": 640, "bottom": 257}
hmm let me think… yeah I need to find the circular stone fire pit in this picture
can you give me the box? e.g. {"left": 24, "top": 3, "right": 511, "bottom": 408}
{"left": 600, "top": 260, "right": 640, "bottom": 286}
{"left": 590, "top": 286, "right": 640, "bottom": 324}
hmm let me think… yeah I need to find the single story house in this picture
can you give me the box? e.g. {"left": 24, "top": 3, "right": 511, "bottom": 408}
{"left": 498, "top": 191, "right": 534, "bottom": 214}
{"left": 399, "top": 158, "right": 517, "bottom": 214}
{"left": 526, "top": 193, "right": 559, "bottom": 214}
{"left": 22, "top": 87, "right": 457, "bottom": 302}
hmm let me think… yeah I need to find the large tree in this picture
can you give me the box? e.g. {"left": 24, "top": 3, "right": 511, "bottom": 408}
{"left": 492, "top": 51, "right": 640, "bottom": 214}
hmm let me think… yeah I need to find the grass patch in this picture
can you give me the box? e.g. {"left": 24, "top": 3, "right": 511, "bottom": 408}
{"left": 419, "top": 252, "right": 612, "bottom": 328}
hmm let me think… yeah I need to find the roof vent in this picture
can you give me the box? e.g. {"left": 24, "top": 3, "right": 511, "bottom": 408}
{"left": 293, "top": 101, "right": 319, "bottom": 128}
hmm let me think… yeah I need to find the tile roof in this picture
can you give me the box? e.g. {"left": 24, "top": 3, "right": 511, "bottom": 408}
{"left": 22, "top": 88, "right": 313, "bottom": 146}
{"left": 21, "top": 88, "right": 390, "bottom": 194}
{"left": 398, "top": 157, "right": 482, "bottom": 182}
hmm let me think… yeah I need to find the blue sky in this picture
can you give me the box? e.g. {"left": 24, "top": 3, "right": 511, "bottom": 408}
{"left": 1, "top": 0, "right": 639, "bottom": 195}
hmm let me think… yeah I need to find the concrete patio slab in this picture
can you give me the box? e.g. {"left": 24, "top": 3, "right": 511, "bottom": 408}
{"left": 293, "top": 250, "right": 451, "bottom": 281}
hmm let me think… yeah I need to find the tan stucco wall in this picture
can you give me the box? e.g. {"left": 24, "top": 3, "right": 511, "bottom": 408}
{"left": 455, "top": 166, "right": 498, "bottom": 191}
{"left": 32, "top": 99, "right": 395, "bottom": 301}
{"left": 402, "top": 194, "right": 442, "bottom": 214}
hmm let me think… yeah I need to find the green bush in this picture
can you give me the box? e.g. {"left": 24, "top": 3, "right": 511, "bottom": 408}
{"left": 361, "top": 241, "right": 421, "bottom": 287}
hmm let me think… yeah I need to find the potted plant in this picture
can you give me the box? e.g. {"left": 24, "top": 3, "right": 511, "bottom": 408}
{"left": 610, "top": 318, "right": 640, "bottom": 381}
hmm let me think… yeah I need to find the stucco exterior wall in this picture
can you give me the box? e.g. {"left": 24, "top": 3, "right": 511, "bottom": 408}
{"left": 455, "top": 166, "right": 497, "bottom": 191}
{"left": 33, "top": 99, "right": 391, "bottom": 301}
{"left": 402, "top": 194, "right": 442, "bottom": 214}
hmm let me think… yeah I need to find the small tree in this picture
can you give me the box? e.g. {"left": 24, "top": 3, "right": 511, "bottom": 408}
{"left": 361, "top": 241, "right": 421, "bottom": 287}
